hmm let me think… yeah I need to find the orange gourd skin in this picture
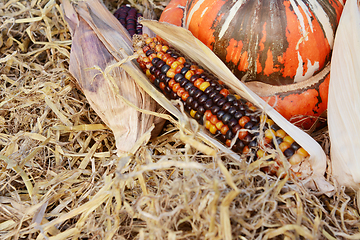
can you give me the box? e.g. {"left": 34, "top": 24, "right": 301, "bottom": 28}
{"left": 160, "top": 0, "right": 343, "bottom": 129}
{"left": 263, "top": 73, "right": 330, "bottom": 129}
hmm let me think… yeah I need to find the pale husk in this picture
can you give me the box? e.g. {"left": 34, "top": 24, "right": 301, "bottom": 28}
{"left": 328, "top": 0, "right": 360, "bottom": 189}
{"left": 133, "top": 20, "right": 332, "bottom": 194}
{"left": 62, "top": 0, "right": 160, "bottom": 155}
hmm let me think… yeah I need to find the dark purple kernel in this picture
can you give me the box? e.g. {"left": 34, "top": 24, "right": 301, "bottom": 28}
{"left": 222, "top": 113, "right": 232, "bottom": 125}
{"left": 245, "top": 109, "right": 255, "bottom": 116}
{"left": 197, "top": 105, "right": 206, "bottom": 115}
{"left": 291, "top": 142, "right": 301, "bottom": 151}
{"left": 194, "top": 90, "right": 203, "bottom": 100}
{"left": 190, "top": 74, "right": 199, "bottom": 83}
{"left": 244, "top": 121, "right": 254, "bottom": 130}
{"left": 164, "top": 86, "right": 172, "bottom": 94}
{"left": 155, "top": 60, "right": 165, "bottom": 69}
{"left": 200, "top": 73, "right": 207, "bottom": 79}
{"left": 145, "top": 49, "right": 154, "bottom": 56}
{"left": 228, "top": 118, "right": 238, "bottom": 129}
{"left": 184, "top": 62, "right": 191, "bottom": 68}
{"left": 250, "top": 115, "right": 259, "bottom": 123}
{"left": 153, "top": 77, "right": 161, "bottom": 87}
{"left": 174, "top": 73, "right": 183, "bottom": 82}
{"left": 275, "top": 136, "right": 283, "bottom": 145}
{"left": 161, "top": 64, "right": 170, "bottom": 74}
{"left": 180, "top": 67, "right": 189, "bottom": 75}
{"left": 232, "top": 124, "right": 241, "bottom": 134}
{"left": 234, "top": 111, "right": 244, "bottom": 120}
{"left": 154, "top": 69, "right": 161, "bottom": 78}
{"left": 214, "top": 84, "right": 223, "bottom": 92}
{"left": 216, "top": 110, "right": 226, "bottom": 120}
{"left": 184, "top": 82, "right": 193, "bottom": 92}
{"left": 243, "top": 134, "right": 252, "bottom": 145}
{"left": 204, "top": 86, "right": 214, "bottom": 95}
{"left": 180, "top": 78, "right": 189, "bottom": 87}
{"left": 164, "top": 77, "right": 172, "bottom": 85}
{"left": 152, "top": 57, "right": 160, "bottom": 65}
{"left": 159, "top": 73, "right": 166, "bottom": 82}
{"left": 170, "top": 91, "right": 178, "bottom": 100}
{"left": 226, "top": 94, "right": 237, "bottom": 102}
{"left": 228, "top": 106, "right": 237, "bottom": 115}
{"left": 170, "top": 53, "right": 179, "bottom": 59}
{"left": 188, "top": 86, "right": 197, "bottom": 96}
{"left": 208, "top": 90, "right": 218, "bottom": 99}
{"left": 225, "top": 130, "right": 233, "bottom": 140}
{"left": 213, "top": 94, "right": 223, "bottom": 104}
{"left": 191, "top": 101, "right": 199, "bottom": 110}
{"left": 166, "top": 50, "right": 173, "bottom": 55}
{"left": 149, "top": 66, "right": 156, "bottom": 75}
{"left": 186, "top": 96, "right": 194, "bottom": 105}
{"left": 238, "top": 103, "right": 246, "bottom": 111}
{"left": 218, "top": 133, "right": 227, "bottom": 143}
{"left": 217, "top": 98, "right": 226, "bottom": 108}
{"left": 204, "top": 99, "right": 213, "bottom": 109}
{"left": 271, "top": 124, "right": 280, "bottom": 131}
{"left": 211, "top": 106, "right": 220, "bottom": 115}
{"left": 198, "top": 94, "right": 208, "bottom": 104}
{"left": 249, "top": 139, "right": 258, "bottom": 148}
{"left": 184, "top": 102, "right": 192, "bottom": 112}
{"left": 222, "top": 102, "right": 232, "bottom": 112}
{"left": 284, "top": 148, "right": 295, "bottom": 158}
{"left": 194, "top": 112, "right": 202, "bottom": 121}
{"left": 232, "top": 100, "right": 239, "bottom": 108}
{"left": 234, "top": 140, "right": 245, "bottom": 152}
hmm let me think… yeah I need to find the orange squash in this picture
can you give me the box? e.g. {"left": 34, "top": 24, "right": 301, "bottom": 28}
{"left": 160, "top": 0, "right": 344, "bottom": 128}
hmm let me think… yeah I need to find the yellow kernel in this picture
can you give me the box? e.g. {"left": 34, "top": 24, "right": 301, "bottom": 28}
{"left": 185, "top": 70, "right": 195, "bottom": 80}
{"left": 234, "top": 94, "right": 241, "bottom": 100}
{"left": 199, "top": 81, "right": 210, "bottom": 91}
{"left": 190, "top": 110, "right": 196, "bottom": 118}
{"left": 171, "top": 61, "right": 181, "bottom": 69}
{"left": 265, "top": 129, "right": 276, "bottom": 140}
{"left": 209, "top": 124, "right": 217, "bottom": 135}
{"left": 256, "top": 149, "right": 265, "bottom": 158}
{"left": 260, "top": 114, "right": 267, "bottom": 123}
{"left": 161, "top": 45, "right": 169, "bottom": 52}
{"left": 279, "top": 142, "right": 291, "bottom": 152}
{"left": 283, "top": 136, "right": 294, "bottom": 144}
{"left": 155, "top": 44, "right": 162, "bottom": 52}
{"left": 145, "top": 37, "right": 153, "bottom": 44}
{"left": 215, "top": 121, "right": 224, "bottom": 130}
{"left": 266, "top": 119, "right": 275, "bottom": 126}
{"left": 145, "top": 69, "right": 151, "bottom": 77}
{"left": 149, "top": 42, "right": 156, "bottom": 49}
{"left": 275, "top": 129, "right": 286, "bottom": 138}
{"left": 276, "top": 167, "right": 287, "bottom": 178}
{"left": 296, "top": 148, "right": 309, "bottom": 157}
{"left": 205, "top": 120, "right": 211, "bottom": 129}
{"left": 289, "top": 153, "right": 303, "bottom": 165}
{"left": 166, "top": 69, "right": 176, "bottom": 78}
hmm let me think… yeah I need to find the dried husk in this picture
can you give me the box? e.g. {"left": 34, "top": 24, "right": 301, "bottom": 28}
{"left": 62, "top": 0, "right": 161, "bottom": 155}
{"left": 129, "top": 20, "right": 333, "bottom": 194}
{"left": 328, "top": 0, "right": 360, "bottom": 189}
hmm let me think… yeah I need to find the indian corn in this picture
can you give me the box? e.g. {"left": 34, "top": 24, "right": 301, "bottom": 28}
{"left": 136, "top": 34, "right": 310, "bottom": 177}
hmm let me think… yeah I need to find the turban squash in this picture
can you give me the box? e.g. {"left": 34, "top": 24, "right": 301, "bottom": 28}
{"left": 160, "top": 0, "right": 344, "bottom": 129}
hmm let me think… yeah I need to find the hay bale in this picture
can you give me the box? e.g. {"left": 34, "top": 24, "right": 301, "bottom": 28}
{"left": 0, "top": 0, "right": 359, "bottom": 239}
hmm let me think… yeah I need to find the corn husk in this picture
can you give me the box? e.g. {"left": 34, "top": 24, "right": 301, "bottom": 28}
{"left": 61, "top": 0, "right": 161, "bottom": 155}
{"left": 328, "top": 0, "right": 360, "bottom": 189}
{"left": 131, "top": 20, "right": 333, "bottom": 194}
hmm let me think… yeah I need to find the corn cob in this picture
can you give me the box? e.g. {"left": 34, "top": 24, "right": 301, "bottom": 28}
{"left": 114, "top": 5, "right": 143, "bottom": 37}
{"left": 136, "top": 34, "right": 310, "bottom": 177}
